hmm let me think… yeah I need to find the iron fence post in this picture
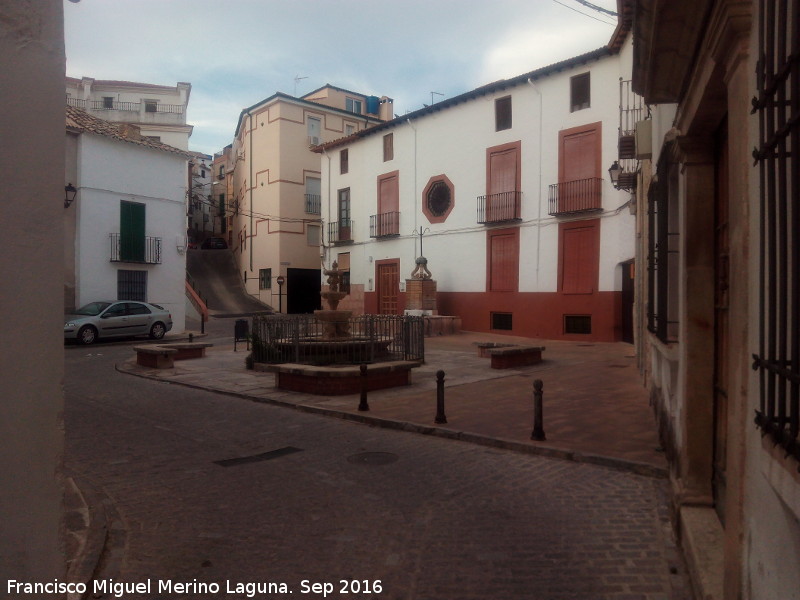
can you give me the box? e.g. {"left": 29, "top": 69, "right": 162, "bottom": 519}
{"left": 531, "top": 379, "right": 546, "bottom": 441}
{"left": 435, "top": 370, "right": 447, "bottom": 424}
{"left": 358, "top": 364, "right": 370, "bottom": 411}
{"left": 293, "top": 317, "right": 300, "bottom": 363}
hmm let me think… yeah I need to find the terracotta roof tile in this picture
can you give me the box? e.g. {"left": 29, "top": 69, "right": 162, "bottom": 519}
{"left": 66, "top": 105, "right": 191, "bottom": 157}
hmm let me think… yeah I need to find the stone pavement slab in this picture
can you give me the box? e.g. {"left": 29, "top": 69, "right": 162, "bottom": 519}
{"left": 117, "top": 331, "right": 666, "bottom": 477}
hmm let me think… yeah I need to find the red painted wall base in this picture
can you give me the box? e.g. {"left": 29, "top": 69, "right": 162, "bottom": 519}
{"left": 362, "top": 290, "right": 623, "bottom": 342}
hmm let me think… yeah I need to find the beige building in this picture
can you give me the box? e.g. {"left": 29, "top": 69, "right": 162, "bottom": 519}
{"left": 211, "top": 145, "right": 233, "bottom": 240}
{"left": 631, "top": 0, "right": 800, "bottom": 598}
{"left": 187, "top": 151, "right": 214, "bottom": 240}
{"left": 230, "top": 85, "right": 392, "bottom": 313}
{"left": 66, "top": 77, "right": 193, "bottom": 150}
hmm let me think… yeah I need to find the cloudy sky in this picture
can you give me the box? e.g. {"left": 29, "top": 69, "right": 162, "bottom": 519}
{"left": 64, "top": 0, "right": 619, "bottom": 156}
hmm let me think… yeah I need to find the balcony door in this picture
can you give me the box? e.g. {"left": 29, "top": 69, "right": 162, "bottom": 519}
{"left": 120, "top": 200, "right": 145, "bottom": 262}
{"left": 377, "top": 171, "right": 399, "bottom": 236}
{"left": 558, "top": 123, "right": 601, "bottom": 213}
{"left": 487, "top": 142, "right": 520, "bottom": 222}
{"left": 337, "top": 188, "right": 351, "bottom": 241}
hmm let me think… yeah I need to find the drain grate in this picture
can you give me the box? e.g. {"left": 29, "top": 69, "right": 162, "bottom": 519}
{"left": 214, "top": 446, "right": 303, "bottom": 467}
{"left": 347, "top": 452, "right": 399, "bottom": 466}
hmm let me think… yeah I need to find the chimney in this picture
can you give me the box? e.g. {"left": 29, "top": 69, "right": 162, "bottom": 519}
{"left": 379, "top": 96, "right": 394, "bottom": 122}
{"left": 117, "top": 123, "right": 142, "bottom": 141}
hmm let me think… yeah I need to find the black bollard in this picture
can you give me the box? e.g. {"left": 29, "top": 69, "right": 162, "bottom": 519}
{"left": 531, "top": 379, "right": 546, "bottom": 441}
{"left": 189, "top": 333, "right": 194, "bottom": 343}
{"left": 435, "top": 370, "right": 447, "bottom": 424}
{"left": 358, "top": 364, "right": 370, "bottom": 411}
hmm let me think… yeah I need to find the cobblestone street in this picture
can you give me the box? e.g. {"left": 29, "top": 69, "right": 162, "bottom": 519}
{"left": 64, "top": 334, "right": 690, "bottom": 600}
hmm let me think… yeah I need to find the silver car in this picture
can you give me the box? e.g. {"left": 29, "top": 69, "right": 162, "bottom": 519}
{"left": 64, "top": 301, "right": 173, "bottom": 345}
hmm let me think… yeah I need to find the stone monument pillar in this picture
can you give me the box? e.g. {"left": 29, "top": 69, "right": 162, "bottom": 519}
{"left": 405, "top": 256, "right": 437, "bottom": 316}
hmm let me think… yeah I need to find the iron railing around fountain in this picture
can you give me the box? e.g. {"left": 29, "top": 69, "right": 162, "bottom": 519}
{"left": 250, "top": 314, "right": 425, "bottom": 366}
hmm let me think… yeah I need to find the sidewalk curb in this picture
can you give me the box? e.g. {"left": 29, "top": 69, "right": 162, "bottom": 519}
{"left": 64, "top": 472, "right": 128, "bottom": 599}
{"left": 64, "top": 474, "right": 107, "bottom": 597}
{"left": 116, "top": 362, "right": 667, "bottom": 479}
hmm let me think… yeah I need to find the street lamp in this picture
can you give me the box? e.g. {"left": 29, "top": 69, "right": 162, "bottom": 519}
{"left": 64, "top": 183, "right": 77, "bottom": 208}
{"left": 607, "top": 161, "right": 623, "bottom": 189}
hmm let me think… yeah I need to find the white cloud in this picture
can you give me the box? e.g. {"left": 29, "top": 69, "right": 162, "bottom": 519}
{"left": 476, "top": 21, "right": 613, "bottom": 85}
{"left": 64, "top": 0, "right": 620, "bottom": 154}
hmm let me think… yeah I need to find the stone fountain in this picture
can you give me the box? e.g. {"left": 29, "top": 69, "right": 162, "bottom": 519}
{"left": 314, "top": 261, "right": 352, "bottom": 339}
{"left": 251, "top": 260, "right": 424, "bottom": 394}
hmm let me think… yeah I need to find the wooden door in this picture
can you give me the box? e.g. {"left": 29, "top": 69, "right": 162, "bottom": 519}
{"left": 338, "top": 188, "right": 351, "bottom": 241}
{"left": 487, "top": 145, "right": 518, "bottom": 221}
{"left": 713, "top": 122, "right": 729, "bottom": 525}
{"left": 377, "top": 173, "right": 399, "bottom": 236}
{"left": 120, "top": 200, "right": 145, "bottom": 262}
{"left": 487, "top": 228, "right": 519, "bottom": 292}
{"left": 376, "top": 261, "right": 399, "bottom": 315}
{"left": 559, "top": 124, "right": 600, "bottom": 213}
{"left": 559, "top": 221, "right": 598, "bottom": 294}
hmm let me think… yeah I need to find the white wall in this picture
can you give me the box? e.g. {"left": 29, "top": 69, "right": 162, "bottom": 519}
{"left": 323, "top": 42, "right": 634, "bottom": 296}
{"left": 75, "top": 134, "right": 188, "bottom": 331}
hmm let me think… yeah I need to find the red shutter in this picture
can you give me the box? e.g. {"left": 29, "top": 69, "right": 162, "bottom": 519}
{"left": 488, "top": 228, "right": 519, "bottom": 292}
{"left": 378, "top": 174, "right": 399, "bottom": 214}
{"left": 560, "top": 222, "right": 598, "bottom": 294}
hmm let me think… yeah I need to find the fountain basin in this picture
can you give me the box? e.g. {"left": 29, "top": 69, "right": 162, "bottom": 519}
{"left": 256, "top": 360, "right": 422, "bottom": 395}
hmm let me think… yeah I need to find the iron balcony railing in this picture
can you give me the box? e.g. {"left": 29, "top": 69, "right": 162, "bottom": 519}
{"left": 328, "top": 219, "right": 354, "bottom": 243}
{"left": 369, "top": 211, "right": 400, "bottom": 238}
{"left": 67, "top": 96, "right": 184, "bottom": 114}
{"left": 305, "top": 194, "right": 321, "bottom": 215}
{"left": 477, "top": 191, "right": 522, "bottom": 224}
{"left": 109, "top": 233, "right": 162, "bottom": 264}
{"left": 619, "top": 79, "right": 647, "bottom": 138}
{"left": 548, "top": 177, "right": 603, "bottom": 215}
{"left": 250, "top": 314, "right": 425, "bottom": 366}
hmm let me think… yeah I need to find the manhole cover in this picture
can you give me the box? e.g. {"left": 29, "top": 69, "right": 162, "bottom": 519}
{"left": 347, "top": 452, "right": 399, "bottom": 466}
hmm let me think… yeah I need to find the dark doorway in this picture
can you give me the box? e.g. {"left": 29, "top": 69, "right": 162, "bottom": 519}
{"left": 287, "top": 268, "right": 321, "bottom": 314}
{"left": 621, "top": 260, "right": 634, "bottom": 343}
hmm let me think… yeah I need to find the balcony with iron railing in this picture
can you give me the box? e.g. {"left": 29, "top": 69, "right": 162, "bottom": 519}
{"left": 328, "top": 219, "right": 354, "bottom": 244}
{"left": 548, "top": 178, "right": 603, "bottom": 216}
{"left": 618, "top": 79, "right": 646, "bottom": 158}
{"left": 68, "top": 96, "right": 186, "bottom": 125}
{"left": 614, "top": 79, "right": 647, "bottom": 192}
{"left": 369, "top": 212, "right": 400, "bottom": 238}
{"left": 305, "top": 194, "right": 321, "bottom": 215}
{"left": 477, "top": 191, "right": 522, "bottom": 224}
{"left": 109, "top": 233, "right": 162, "bottom": 264}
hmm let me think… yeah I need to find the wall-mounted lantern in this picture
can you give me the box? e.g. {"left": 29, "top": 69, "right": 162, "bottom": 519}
{"left": 64, "top": 183, "right": 77, "bottom": 208}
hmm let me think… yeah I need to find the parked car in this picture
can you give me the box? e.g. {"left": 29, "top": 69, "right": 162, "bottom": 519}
{"left": 201, "top": 237, "right": 228, "bottom": 249}
{"left": 64, "top": 301, "right": 173, "bottom": 345}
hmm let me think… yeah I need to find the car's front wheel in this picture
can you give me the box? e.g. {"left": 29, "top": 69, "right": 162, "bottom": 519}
{"left": 149, "top": 322, "right": 166, "bottom": 340}
{"left": 77, "top": 325, "right": 97, "bottom": 345}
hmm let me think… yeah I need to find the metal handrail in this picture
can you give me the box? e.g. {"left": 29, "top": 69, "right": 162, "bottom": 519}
{"left": 477, "top": 191, "right": 522, "bottom": 224}
{"left": 548, "top": 178, "right": 603, "bottom": 215}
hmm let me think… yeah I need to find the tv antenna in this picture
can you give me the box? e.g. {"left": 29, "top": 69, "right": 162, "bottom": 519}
{"left": 294, "top": 75, "right": 308, "bottom": 96}
{"left": 430, "top": 91, "right": 444, "bottom": 105}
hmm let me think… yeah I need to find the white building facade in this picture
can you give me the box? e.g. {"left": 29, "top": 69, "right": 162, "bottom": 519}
{"left": 66, "top": 77, "right": 193, "bottom": 150}
{"left": 66, "top": 106, "right": 190, "bottom": 333}
{"left": 318, "top": 37, "right": 635, "bottom": 342}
